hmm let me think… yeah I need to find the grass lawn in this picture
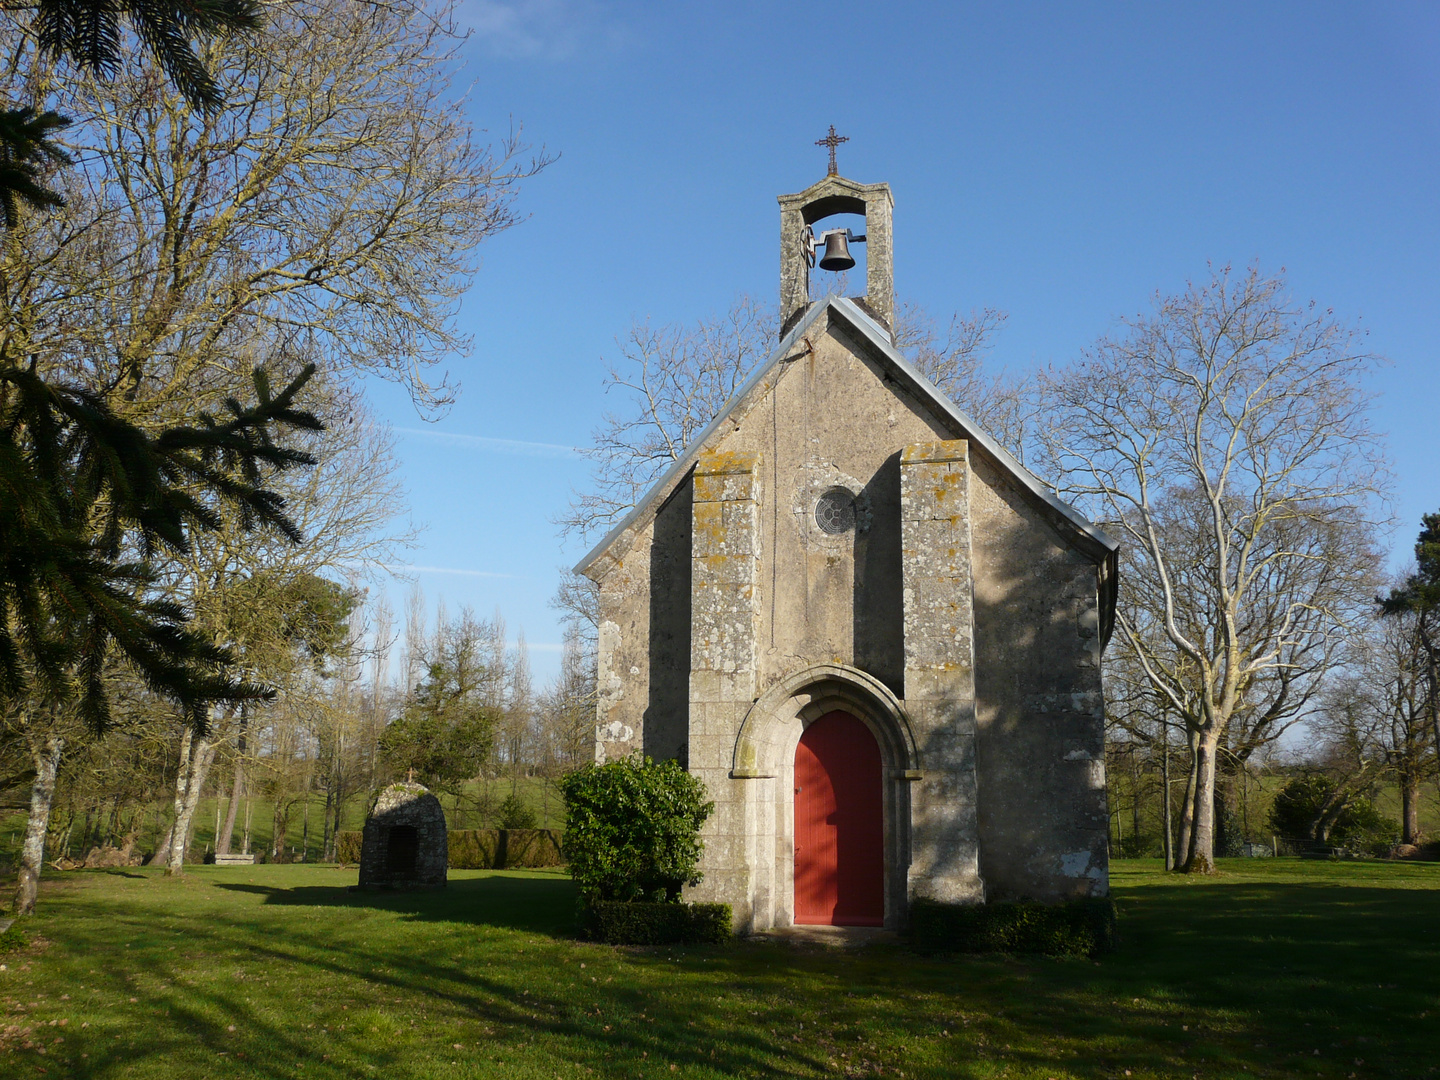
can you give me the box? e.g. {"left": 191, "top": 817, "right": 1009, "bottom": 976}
{"left": 0, "top": 858, "right": 1436, "bottom": 1079}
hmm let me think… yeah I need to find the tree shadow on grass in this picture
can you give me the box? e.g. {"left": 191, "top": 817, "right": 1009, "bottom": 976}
{"left": 213, "top": 869, "right": 578, "bottom": 938}
{"left": 34, "top": 868, "right": 1440, "bottom": 1080}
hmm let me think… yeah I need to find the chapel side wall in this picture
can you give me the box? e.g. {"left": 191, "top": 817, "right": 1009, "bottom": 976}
{"left": 968, "top": 454, "right": 1109, "bottom": 901}
{"left": 592, "top": 525, "right": 653, "bottom": 764}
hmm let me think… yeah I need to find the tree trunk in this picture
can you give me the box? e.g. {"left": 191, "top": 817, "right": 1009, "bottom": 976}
{"left": 1176, "top": 735, "right": 1199, "bottom": 869}
{"left": 271, "top": 801, "right": 289, "bottom": 859}
{"left": 1161, "top": 728, "right": 1174, "bottom": 871}
{"left": 147, "top": 822, "right": 174, "bottom": 866}
{"left": 216, "top": 706, "right": 249, "bottom": 856}
{"left": 13, "top": 736, "right": 64, "bottom": 916}
{"left": 1428, "top": 637, "right": 1440, "bottom": 805}
{"left": 165, "top": 728, "right": 217, "bottom": 875}
{"left": 321, "top": 788, "right": 335, "bottom": 862}
{"left": 1400, "top": 770, "right": 1420, "bottom": 845}
{"left": 1181, "top": 730, "right": 1221, "bottom": 873}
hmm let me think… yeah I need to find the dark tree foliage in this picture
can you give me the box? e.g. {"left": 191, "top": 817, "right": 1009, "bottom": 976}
{"left": 1267, "top": 774, "right": 1397, "bottom": 849}
{"left": 560, "top": 756, "right": 713, "bottom": 904}
{"left": 379, "top": 656, "right": 497, "bottom": 795}
{"left": 0, "top": 107, "right": 70, "bottom": 227}
{"left": 1381, "top": 513, "right": 1440, "bottom": 771}
{"left": 30, "top": 0, "right": 262, "bottom": 109}
{"left": 1383, "top": 513, "right": 1440, "bottom": 617}
{"left": 0, "top": 362, "right": 321, "bottom": 730}
{"left": 0, "top": 1, "right": 323, "bottom": 732}
{"left": 1, "top": 0, "right": 262, "bottom": 218}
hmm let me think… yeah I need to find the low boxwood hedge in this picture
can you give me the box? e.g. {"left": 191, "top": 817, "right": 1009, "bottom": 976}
{"left": 584, "top": 901, "right": 732, "bottom": 946}
{"left": 449, "top": 829, "right": 564, "bottom": 870}
{"left": 335, "top": 831, "right": 363, "bottom": 864}
{"left": 908, "top": 896, "right": 1117, "bottom": 958}
{"left": 333, "top": 828, "right": 564, "bottom": 869}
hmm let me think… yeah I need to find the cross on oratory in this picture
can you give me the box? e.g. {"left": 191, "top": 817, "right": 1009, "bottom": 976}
{"left": 815, "top": 125, "right": 848, "bottom": 176}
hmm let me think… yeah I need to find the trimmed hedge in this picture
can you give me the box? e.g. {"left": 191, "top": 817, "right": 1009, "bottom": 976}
{"left": 585, "top": 901, "right": 732, "bottom": 946}
{"left": 332, "top": 828, "right": 563, "bottom": 868}
{"left": 908, "top": 897, "right": 1118, "bottom": 958}
{"left": 449, "top": 829, "right": 564, "bottom": 870}
{"left": 335, "top": 831, "right": 363, "bottom": 864}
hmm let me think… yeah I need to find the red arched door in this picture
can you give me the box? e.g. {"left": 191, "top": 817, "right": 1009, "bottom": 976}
{"left": 793, "top": 711, "right": 884, "bottom": 926}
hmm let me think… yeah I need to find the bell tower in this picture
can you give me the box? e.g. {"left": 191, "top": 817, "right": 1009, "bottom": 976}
{"left": 778, "top": 145, "right": 895, "bottom": 338}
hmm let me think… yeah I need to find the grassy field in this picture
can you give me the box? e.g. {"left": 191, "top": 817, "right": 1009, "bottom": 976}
{"left": 0, "top": 858, "right": 1437, "bottom": 1079}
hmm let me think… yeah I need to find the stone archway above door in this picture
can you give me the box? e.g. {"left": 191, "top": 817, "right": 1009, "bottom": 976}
{"left": 730, "top": 662, "right": 921, "bottom": 781}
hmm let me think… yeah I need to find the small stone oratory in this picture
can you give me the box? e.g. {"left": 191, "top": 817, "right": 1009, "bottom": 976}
{"left": 575, "top": 169, "right": 1118, "bottom": 932}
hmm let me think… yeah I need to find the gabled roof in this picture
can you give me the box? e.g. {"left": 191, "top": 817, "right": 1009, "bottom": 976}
{"left": 575, "top": 297, "right": 1118, "bottom": 630}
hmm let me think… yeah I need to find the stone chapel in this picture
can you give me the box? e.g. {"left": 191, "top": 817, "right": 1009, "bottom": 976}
{"left": 574, "top": 168, "right": 1118, "bottom": 933}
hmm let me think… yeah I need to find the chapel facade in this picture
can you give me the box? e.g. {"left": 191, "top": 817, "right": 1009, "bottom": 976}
{"left": 575, "top": 170, "right": 1118, "bottom": 933}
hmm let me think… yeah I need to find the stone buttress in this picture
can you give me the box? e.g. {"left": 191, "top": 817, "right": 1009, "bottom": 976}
{"left": 900, "top": 440, "right": 984, "bottom": 903}
{"left": 686, "top": 450, "right": 763, "bottom": 925}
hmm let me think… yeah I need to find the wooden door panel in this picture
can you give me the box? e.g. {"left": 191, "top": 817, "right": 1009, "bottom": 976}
{"left": 793, "top": 711, "right": 884, "bottom": 926}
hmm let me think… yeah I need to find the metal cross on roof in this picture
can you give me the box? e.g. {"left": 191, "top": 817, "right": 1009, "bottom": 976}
{"left": 815, "top": 125, "right": 849, "bottom": 176}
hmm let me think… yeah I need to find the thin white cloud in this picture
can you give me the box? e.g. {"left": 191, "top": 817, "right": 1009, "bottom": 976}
{"left": 395, "top": 426, "right": 580, "bottom": 458}
{"left": 458, "top": 0, "right": 629, "bottom": 61}
{"left": 387, "top": 564, "right": 517, "bottom": 579}
{"left": 513, "top": 641, "right": 565, "bottom": 653}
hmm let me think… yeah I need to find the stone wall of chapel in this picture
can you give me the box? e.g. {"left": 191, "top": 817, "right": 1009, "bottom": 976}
{"left": 593, "top": 523, "right": 651, "bottom": 765}
{"left": 969, "top": 454, "right": 1110, "bottom": 901}
{"left": 592, "top": 305, "right": 1110, "bottom": 908}
{"left": 708, "top": 320, "right": 951, "bottom": 697}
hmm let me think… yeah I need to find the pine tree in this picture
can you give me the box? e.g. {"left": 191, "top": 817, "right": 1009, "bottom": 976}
{"left": 1381, "top": 513, "right": 1440, "bottom": 789}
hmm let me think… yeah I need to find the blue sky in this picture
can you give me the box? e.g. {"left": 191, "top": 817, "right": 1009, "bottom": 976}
{"left": 366, "top": 1, "right": 1440, "bottom": 681}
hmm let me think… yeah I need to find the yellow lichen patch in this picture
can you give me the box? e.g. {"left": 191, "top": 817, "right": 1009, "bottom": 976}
{"left": 900, "top": 439, "right": 967, "bottom": 464}
{"left": 696, "top": 449, "right": 762, "bottom": 476}
{"left": 692, "top": 502, "right": 726, "bottom": 538}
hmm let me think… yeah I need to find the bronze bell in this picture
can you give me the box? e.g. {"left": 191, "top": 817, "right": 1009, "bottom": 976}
{"left": 817, "top": 229, "right": 856, "bottom": 272}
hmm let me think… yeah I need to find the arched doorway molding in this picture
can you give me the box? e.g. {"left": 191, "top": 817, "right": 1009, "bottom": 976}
{"left": 727, "top": 663, "right": 917, "bottom": 931}
{"left": 731, "top": 663, "right": 921, "bottom": 781}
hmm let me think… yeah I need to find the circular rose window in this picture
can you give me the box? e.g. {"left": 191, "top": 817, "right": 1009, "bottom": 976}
{"left": 815, "top": 488, "right": 857, "bottom": 535}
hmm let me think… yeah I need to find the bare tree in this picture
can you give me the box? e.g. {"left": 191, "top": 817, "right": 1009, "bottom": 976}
{"left": 11, "top": 0, "right": 549, "bottom": 419}
{"left": 558, "top": 296, "right": 774, "bottom": 542}
{"left": 1317, "top": 602, "right": 1436, "bottom": 844}
{"left": 1037, "top": 265, "right": 1389, "bottom": 872}
{"left": 892, "top": 303, "right": 1028, "bottom": 458}
{"left": 2, "top": 0, "right": 544, "bottom": 902}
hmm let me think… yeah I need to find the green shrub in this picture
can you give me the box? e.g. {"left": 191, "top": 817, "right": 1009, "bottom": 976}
{"left": 908, "top": 897, "right": 1118, "bottom": 958}
{"left": 335, "top": 831, "right": 363, "bottom": 864}
{"left": 585, "top": 901, "right": 731, "bottom": 945}
{"left": 448, "top": 829, "right": 563, "bottom": 869}
{"left": 560, "top": 756, "right": 713, "bottom": 903}
{"left": 498, "top": 794, "right": 539, "bottom": 830}
{"left": 1331, "top": 797, "right": 1401, "bottom": 854}
{"left": 1269, "top": 775, "right": 1400, "bottom": 851}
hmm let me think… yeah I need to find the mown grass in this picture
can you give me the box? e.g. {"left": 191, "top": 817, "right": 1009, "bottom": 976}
{"left": 0, "top": 858, "right": 1436, "bottom": 1078}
